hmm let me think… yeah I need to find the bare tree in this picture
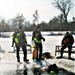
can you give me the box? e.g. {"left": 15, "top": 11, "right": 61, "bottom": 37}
{"left": 15, "top": 14, "right": 25, "bottom": 28}
{"left": 13, "top": 14, "right": 25, "bottom": 27}
{"left": 32, "top": 10, "right": 39, "bottom": 25}
{"left": 53, "top": 0, "right": 74, "bottom": 23}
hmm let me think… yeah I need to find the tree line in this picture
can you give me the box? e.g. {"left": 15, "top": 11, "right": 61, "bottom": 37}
{"left": 0, "top": 0, "right": 75, "bottom": 32}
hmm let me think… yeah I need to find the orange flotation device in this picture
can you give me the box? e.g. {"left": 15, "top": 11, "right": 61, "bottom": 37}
{"left": 32, "top": 47, "right": 37, "bottom": 60}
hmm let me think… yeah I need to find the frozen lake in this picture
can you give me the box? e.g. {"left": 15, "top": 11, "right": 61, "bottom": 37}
{"left": 0, "top": 32, "right": 75, "bottom": 75}
{"left": 0, "top": 31, "right": 75, "bottom": 55}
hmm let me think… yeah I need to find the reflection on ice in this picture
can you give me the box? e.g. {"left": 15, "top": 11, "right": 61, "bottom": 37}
{"left": 0, "top": 62, "right": 75, "bottom": 75}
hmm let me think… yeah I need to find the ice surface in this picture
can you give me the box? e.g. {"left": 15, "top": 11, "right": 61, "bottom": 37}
{"left": 0, "top": 32, "right": 75, "bottom": 74}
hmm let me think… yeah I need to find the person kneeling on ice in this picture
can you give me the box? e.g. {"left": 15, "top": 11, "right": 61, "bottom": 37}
{"left": 12, "top": 26, "right": 29, "bottom": 63}
{"left": 32, "top": 25, "right": 45, "bottom": 61}
{"left": 60, "top": 32, "right": 74, "bottom": 59}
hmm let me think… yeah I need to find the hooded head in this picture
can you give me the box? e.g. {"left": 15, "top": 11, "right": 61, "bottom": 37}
{"left": 65, "top": 32, "right": 70, "bottom": 35}
{"left": 36, "top": 25, "right": 40, "bottom": 31}
{"left": 18, "top": 26, "right": 22, "bottom": 31}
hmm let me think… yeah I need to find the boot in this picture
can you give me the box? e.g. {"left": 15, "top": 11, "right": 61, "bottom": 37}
{"left": 24, "top": 58, "right": 29, "bottom": 62}
{"left": 17, "top": 59, "right": 20, "bottom": 62}
{"left": 68, "top": 54, "right": 71, "bottom": 59}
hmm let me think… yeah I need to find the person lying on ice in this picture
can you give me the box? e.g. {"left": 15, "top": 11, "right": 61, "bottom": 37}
{"left": 60, "top": 32, "right": 74, "bottom": 59}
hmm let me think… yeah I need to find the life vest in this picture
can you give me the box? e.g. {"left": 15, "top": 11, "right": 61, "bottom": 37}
{"left": 33, "top": 33, "right": 42, "bottom": 43}
{"left": 32, "top": 47, "right": 37, "bottom": 60}
{"left": 12, "top": 32, "right": 18, "bottom": 43}
{"left": 33, "top": 37, "right": 42, "bottom": 43}
{"left": 14, "top": 32, "right": 26, "bottom": 44}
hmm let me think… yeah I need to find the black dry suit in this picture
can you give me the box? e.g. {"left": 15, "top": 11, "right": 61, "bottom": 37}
{"left": 13, "top": 31, "right": 27, "bottom": 62}
{"left": 32, "top": 31, "right": 45, "bottom": 59}
{"left": 61, "top": 33, "right": 74, "bottom": 58}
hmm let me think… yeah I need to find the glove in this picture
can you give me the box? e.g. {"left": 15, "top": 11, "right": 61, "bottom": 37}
{"left": 11, "top": 45, "right": 13, "bottom": 47}
{"left": 43, "top": 38, "right": 45, "bottom": 41}
{"left": 24, "top": 42, "right": 27, "bottom": 46}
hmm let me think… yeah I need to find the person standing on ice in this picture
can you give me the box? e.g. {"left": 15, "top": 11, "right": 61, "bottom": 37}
{"left": 60, "top": 32, "right": 74, "bottom": 59}
{"left": 12, "top": 26, "right": 29, "bottom": 62}
{"left": 32, "top": 25, "right": 45, "bottom": 60}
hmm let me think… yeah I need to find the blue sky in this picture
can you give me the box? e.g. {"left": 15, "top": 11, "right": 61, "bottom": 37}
{"left": 0, "top": 0, "right": 74, "bottom": 23}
